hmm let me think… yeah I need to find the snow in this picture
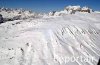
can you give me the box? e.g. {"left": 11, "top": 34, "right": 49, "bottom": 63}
{"left": 65, "top": 5, "right": 81, "bottom": 10}
{"left": 82, "top": 6, "right": 90, "bottom": 10}
{"left": 49, "top": 6, "right": 93, "bottom": 16}
{"left": 0, "top": 8, "right": 40, "bottom": 20}
{"left": 0, "top": 7, "right": 100, "bottom": 65}
{"left": 94, "top": 11, "right": 100, "bottom": 13}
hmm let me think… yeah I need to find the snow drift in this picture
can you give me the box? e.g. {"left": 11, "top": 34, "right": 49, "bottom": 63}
{"left": 0, "top": 6, "right": 100, "bottom": 65}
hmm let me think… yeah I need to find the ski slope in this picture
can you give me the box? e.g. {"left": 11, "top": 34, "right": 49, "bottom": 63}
{"left": 0, "top": 12, "right": 100, "bottom": 65}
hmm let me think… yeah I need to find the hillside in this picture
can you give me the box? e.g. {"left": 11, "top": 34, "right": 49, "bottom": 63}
{"left": 0, "top": 6, "right": 100, "bottom": 65}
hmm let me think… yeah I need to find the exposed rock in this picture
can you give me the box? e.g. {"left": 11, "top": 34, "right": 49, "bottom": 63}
{"left": 0, "top": 14, "right": 3, "bottom": 24}
{"left": 49, "top": 5, "right": 93, "bottom": 16}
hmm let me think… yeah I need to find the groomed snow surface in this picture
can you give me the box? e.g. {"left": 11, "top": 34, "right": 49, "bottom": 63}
{"left": 0, "top": 11, "right": 100, "bottom": 65}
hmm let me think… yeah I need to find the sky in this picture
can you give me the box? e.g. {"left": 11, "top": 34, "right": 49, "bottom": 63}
{"left": 0, "top": 0, "right": 100, "bottom": 13}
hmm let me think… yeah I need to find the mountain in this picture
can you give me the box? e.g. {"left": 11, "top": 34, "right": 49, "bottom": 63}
{"left": 49, "top": 6, "right": 93, "bottom": 16}
{"left": 0, "top": 7, "right": 41, "bottom": 22}
{"left": 0, "top": 6, "right": 100, "bottom": 65}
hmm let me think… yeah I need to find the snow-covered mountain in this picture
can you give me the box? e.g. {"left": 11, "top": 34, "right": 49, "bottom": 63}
{"left": 49, "top": 6, "right": 93, "bottom": 16}
{"left": 0, "top": 7, "right": 41, "bottom": 21}
{"left": 0, "top": 6, "right": 100, "bottom": 65}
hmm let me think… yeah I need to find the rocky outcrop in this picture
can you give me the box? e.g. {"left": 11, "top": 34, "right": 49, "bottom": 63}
{"left": 0, "top": 14, "right": 3, "bottom": 24}
{"left": 0, "top": 7, "right": 41, "bottom": 22}
{"left": 49, "top": 5, "right": 93, "bottom": 16}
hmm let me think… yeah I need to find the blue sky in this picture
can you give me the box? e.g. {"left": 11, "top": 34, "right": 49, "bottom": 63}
{"left": 0, "top": 0, "right": 100, "bottom": 13}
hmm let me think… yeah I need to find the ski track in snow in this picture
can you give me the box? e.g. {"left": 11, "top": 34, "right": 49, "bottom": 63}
{"left": 0, "top": 13, "right": 100, "bottom": 65}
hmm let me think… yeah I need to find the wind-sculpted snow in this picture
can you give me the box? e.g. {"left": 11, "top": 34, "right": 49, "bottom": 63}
{"left": 0, "top": 13, "right": 100, "bottom": 65}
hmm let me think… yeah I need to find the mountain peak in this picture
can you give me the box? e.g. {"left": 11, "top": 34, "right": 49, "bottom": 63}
{"left": 49, "top": 5, "right": 93, "bottom": 16}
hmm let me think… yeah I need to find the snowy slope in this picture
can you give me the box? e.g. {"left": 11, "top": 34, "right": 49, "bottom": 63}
{"left": 0, "top": 10, "right": 100, "bottom": 65}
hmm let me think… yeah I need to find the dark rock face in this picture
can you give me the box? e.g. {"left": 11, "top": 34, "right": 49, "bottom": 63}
{"left": 0, "top": 14, "right": 3, "bottom": 24}
{"left": 97, "top": 59, "right": 100, "bottom": 65}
